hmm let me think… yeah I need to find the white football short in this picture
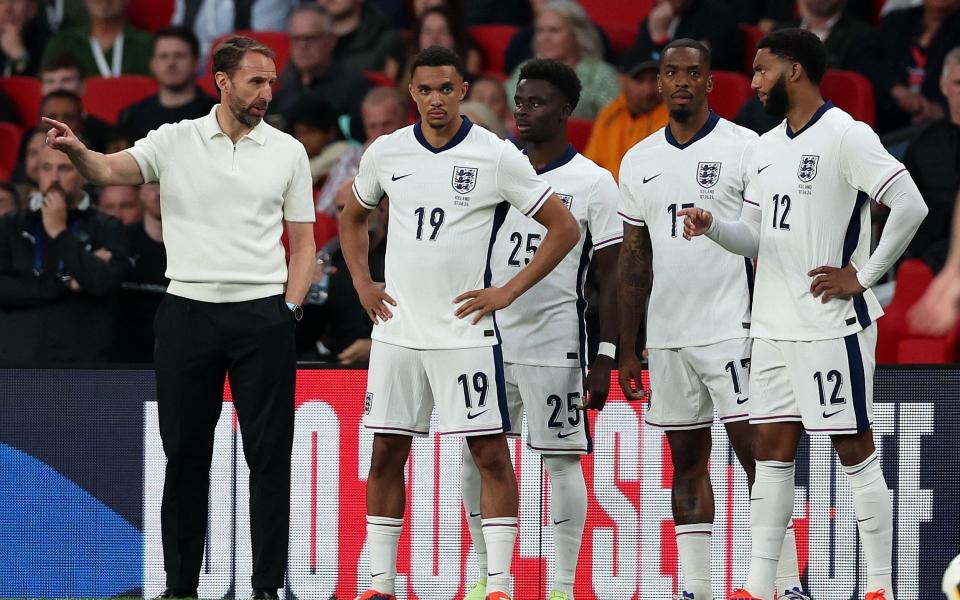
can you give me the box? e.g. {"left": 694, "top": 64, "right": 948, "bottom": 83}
{"left": 750, "top": 324, "right": 877, "bottom": 435}
{"left": 364, "top": 340, "right": 510, "bottom": 436}
{"left": 646, "top": 338, "right": 753, "bottom": 430}
{"left": 503, "top": 363, "right": 590, "bottom": 454}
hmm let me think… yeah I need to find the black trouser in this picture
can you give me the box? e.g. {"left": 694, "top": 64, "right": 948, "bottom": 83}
{"left": 154, "top": 293, "right": 296, "bottom": 590}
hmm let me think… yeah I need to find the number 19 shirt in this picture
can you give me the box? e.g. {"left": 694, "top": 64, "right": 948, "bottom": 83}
{"left": 352, "top": 117, "right": 554, "bottom": 349}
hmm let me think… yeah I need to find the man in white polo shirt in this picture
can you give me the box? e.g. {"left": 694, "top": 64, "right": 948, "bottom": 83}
{"left": 42, "top": 36, "right": 316, "bottom": 600}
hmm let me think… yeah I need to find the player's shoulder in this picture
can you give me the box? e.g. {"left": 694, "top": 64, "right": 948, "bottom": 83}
{"left": 627, "top": 127, "right": 669, "bottom": 157}
{"left": 366, "top": 124, "right": 417, "bottom": 153}
{"left": 258, "top": 120, "right": 312, "bottom": 155}
{"left": 567, "top": 152, "right": 613, "bottom": 182}
{"left": 715, "top": 116, "right": 760, "bottom": 144}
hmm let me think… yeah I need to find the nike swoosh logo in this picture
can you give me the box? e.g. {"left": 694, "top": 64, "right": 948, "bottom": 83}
{"left": 642, "top": 173, "right": 661, "bottom": 184}
{"left": 488, "top": 572, "right": 504, "bottom": 577}
{"left": 553, "top": 519, "right": 570, "bottom": 525}
{"left": 758, "top": 164, "right": 773, "bottom": 173}
{"left": 857, "top": 516, "right": 875, "bottom": 523}
{"left": 467, "top": 410, "right": 488, "bottom": 420}
{"left": 750, "top": 497, "right": 764, "bottom": 501}
{"left": 391, "top": 173, "right": 413, "bottom": 181}
{"left": 371, "top": 572, "right": 386, "bottom": 578}
{"left": 557, "top": 430, "right": 578, "bottom": 439}
{"left": 469, "top": 511, "right": 481, "bottom": 518}
{"left": 822, "top": 409, "right": 843, "bottom": 418}
{"left": 736, "top": 397, "right": 749, "bottom": 405}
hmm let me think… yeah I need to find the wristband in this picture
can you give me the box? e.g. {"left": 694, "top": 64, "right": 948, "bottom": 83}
{"left": 597, "top": 342, "right": 617, "bottom": 359}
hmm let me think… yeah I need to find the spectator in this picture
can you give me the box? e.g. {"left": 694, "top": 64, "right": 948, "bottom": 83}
{"left": 584, "top": 45, "right": 668, "bottom": 180}
{"left": 315, "top": 0, "right": 404, "bottom": 73}
{"left": 270, "top": 4, "right": 373, "bottom": 122}
{"left": 117, "top": 27, "right": 216, "bottom": 141}
{"left": 172, "top": 0, "right": 296, "bottom": 68}
{"left": 902, "top": 46, "right": 960, "bottom": 272}
{"left": 0, "top": 182, "right": 20, "bottom": 216}
{"left": 778, "top": 0, "right": 874, "bottom": 69}
{"left": 287, "top": 94, "right": 353, "bottom": 190}
{"left": 1, "top": 0, "right": 49, "bottom": 76}
{"left": 296, "top": 178, "right": 386, "bottom": 363}
{"left": 461, "top": 100, "right": 509, "bottom": 138}
{"left": 97, "top": 183, "right": 142, "bottom": 224}
{"left": 392, "top": 6, "right": 480, "bottom": 84}
{"left": 465, "top": 0, "right": 533, "bottom": 26}
{"left": 0, "top": 144, "right": 128, "bottom": 364}
{"left": 315, "top": 86, "right": 406, "bottom": 215}
{"left": 628, "top": 0, "right": 742, "bottom": 72}
{"left": 12, "top": 127, "right": 44, "bottom": 192}
{"left": 869, "top": 0, "right": 960, "bottom": 131}
{"left": 39, "top": 0, "right": 89, "bottom": 33}
{"left": 0, "top": 88, "right": 18, "bottom": 124}
{"left": 467, "top": 75, "right": 512, "bottom": 133}
{"left": 113, "top": 182, "right": 166, "bottom": 362}
{"left": 43, "top": 0, "right": 152, "bottom": 77}
{"left": 39, "top": 55, "right": 112, "bottom": 151}
{"left": 502, "top": 0, "right": 618, "bottom": 75}
{"left": 38, "top": 89, "right": 111, "bottom": 152}
{"left": 505, "top": 0, "right": 619, "bottom": 119}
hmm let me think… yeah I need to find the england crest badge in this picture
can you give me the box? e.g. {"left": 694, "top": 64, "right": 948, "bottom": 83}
{"left": 697, "top": 162, "right": 721, "bottom": 188}
{"left": 557, "top": 193, "right": 573, "bottom": 210}
{"left": 452, "top": 166, "right": 478, "bottom": 194}
{"left": 798, "top": 155, "right": 819, "bottom": 182}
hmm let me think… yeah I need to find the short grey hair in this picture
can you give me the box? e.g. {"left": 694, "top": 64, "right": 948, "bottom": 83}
{"left": 944, "top": 46, "right": 960, "bottom": 76}
{"left": 536, "top": 0, "right": 602, "bottom": 62}
{"left": 290, "top": 3, "right": 333, "bottom": 33}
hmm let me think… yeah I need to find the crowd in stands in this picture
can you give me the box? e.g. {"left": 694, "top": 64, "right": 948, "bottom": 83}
{"left": 0, "top": 0, "right": 958, "bottom": 365}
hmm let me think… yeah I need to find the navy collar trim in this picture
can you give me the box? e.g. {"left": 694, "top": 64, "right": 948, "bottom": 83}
{"left": 786, "top": 101, "right": 834, "bottom": 139}
{"left": 524, "top": 144, "right": 577, "bottom": 174}
{"left": 413, "top": 115, "right": 473, "bottom": 153}
{"left": 664, "top": 111, "right": 720, "bottom": 149}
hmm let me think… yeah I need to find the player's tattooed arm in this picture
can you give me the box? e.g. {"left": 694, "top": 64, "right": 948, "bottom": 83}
{"left": 617, "top": 223, "right": 651, "bottom": 401}
{"left": 583, "top": 244, "right": 620, "bottom": 410}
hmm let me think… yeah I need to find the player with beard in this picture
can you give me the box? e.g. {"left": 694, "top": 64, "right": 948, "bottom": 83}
{"left": 461, "top": 58, "right": 621, "bottom": 600}
{"left": 44, "top": 36, "right": 317, "bottom": 599}
{"left": 617, "top": 38, "right": 805, "bottom": 600}
{"left": 680, "top": 29, "right": 927, "bottom": 600}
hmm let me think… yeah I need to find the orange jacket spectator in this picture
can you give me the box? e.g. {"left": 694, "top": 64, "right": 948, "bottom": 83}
{"left": 584, "top": 96, "right": 668, "bottom": 181}
{"left": 584, "top": 45, "right": 669, "bottom": 180}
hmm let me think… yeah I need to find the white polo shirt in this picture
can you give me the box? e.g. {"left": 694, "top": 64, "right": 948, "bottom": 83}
{"left": 126, "top": 105, "right": 315, "bottom": 303}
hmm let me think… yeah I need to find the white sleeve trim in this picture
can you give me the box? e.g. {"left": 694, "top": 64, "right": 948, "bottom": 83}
{"left": 593, "top": 232, "right": 624, "bottom": 249}
{"left": 123, "top": 147, "right": 155, "bottom": 183}
{"left": 618, "top": 211, "right": 645, "bottom": 226}
{"left": 873, "top": 167, "right": 909, "bottom": 204}
{"left": 523, "top": 186, "right": 553, "bottom": 217}
{"left": 352, "top": 181, "right": 379, "bottom": 210}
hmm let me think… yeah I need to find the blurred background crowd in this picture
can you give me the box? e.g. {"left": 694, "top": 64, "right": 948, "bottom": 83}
{"left": 0, "top": 0, "right": 957, "bottom": 366}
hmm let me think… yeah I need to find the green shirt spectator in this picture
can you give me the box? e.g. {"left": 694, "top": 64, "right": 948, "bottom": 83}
{"left": 43, "top": 23, "right": 152, "bottom": 77}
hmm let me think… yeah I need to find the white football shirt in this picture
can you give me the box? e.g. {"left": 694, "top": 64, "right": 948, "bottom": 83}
{"left": 746, "top": 102, "right": 903, "bottom": 341}
{"left": 352, "top": 117, "right": 553, "bottom": 349}
{"left": 619, "top": 113, "right": 757, "bottom": 349}
{"left": 490, "top": 146, "right": 622, "bottom": 368}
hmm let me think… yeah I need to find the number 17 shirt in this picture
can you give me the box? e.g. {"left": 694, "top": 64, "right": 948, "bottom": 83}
{"left": 352, "top": 117, "right": 554, "bottom": 350}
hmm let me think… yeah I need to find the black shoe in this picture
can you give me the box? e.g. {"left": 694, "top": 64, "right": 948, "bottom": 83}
{"left": 154, "top": 589, "right": 198, "bottom": 600}
{"left": 251, "top": 589, "right": 279, "bottom": 600}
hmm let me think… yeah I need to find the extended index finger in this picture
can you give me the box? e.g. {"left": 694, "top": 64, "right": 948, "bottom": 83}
{"left": 41, "top": 117, "right": 67, "bottom": 133}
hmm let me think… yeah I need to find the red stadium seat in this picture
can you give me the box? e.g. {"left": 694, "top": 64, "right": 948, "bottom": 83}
{"left": 710, "top": 71, "right": 752, "bottom": 120}
{"left": 567, "top": 118, "right": 593, "bottom": 153}
{"left": 0, "top": 122, "right": 22, "bottom": 180}
{"left": 877, "top": 259, "right": 932, "bottom": 363}
{"left": 821, "top": 69, "right": 876, "bottom": 127}
{"left": 206, "top": 30, "right": 291, "bottom": 75}
{"left": 468, "top": 25, "right": 519, "bottom": 74}
{"left": 581, "top": 0, "right": 651, "bottom": 30}
{"left": 125, "top": 0, "right": 174, "bottom": 33}
{"left": 601, "top": 23, "right": 637, "bottom": 58}
{"left": 0, "top": 76, "right": 41, "bottom": 129}
{"left": 84, "top": 75, "right": 159, "bottom": 124}
{"left": 739, "top": 23, "right": 764, "bottom": 74}
{"left": 364, "top": 70, "right": 396, "bottom": 88}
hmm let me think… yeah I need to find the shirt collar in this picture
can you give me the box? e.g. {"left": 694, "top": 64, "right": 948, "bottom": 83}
{"left": 202, "top": 104, "right": 268, "bottom": 145}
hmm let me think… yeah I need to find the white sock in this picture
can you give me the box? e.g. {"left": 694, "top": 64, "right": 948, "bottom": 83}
{"left": 775, "top": 522, "right": 802, "bottom": 596}
{"left": 482, "top": 517, "right": 518, "bottom": 595}
{"left": 366, "top": 515, "right": 403, "bottom": 595}
{"left": 544, "top": 455, "right": 587, "bottom": 597}
{"left": 843, "top": 452, "right": 894, "bottom": 597}
{"left": 745, "top": 460, "right": 795, "bottom": 599}
{"left": 675, "top": 523, "right": 712, "bottom": 600}
{"left": 462, "top": 443, "right": 488, "bottom": 578}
